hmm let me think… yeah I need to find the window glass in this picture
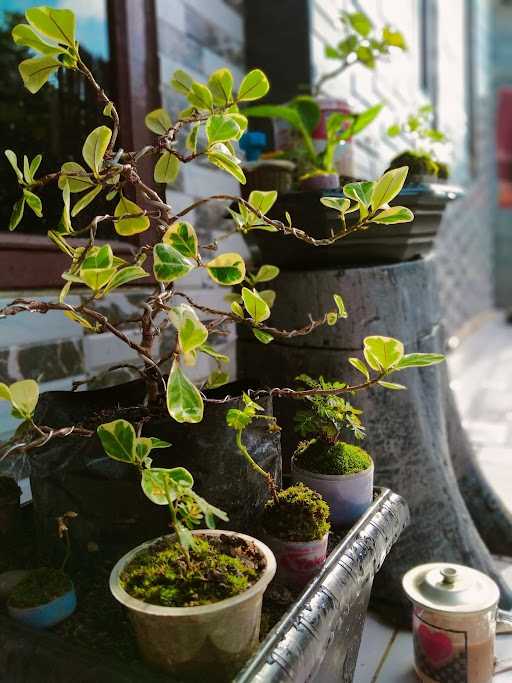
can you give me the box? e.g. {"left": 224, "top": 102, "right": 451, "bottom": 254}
{"left": 0, "top": 0, "right": 113, "bottom": 234}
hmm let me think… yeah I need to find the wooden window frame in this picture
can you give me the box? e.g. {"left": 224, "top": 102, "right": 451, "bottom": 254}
{"left": 0, "top": 0, "right": 160, "bottom": 290}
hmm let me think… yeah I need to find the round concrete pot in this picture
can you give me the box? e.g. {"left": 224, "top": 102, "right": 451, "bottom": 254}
{"left": 7, "top": 584, "right": 76, "bottom": 629}
{"left": 263, "top": 531, "right": 329, "bottom": 590}
{"left": 292, "top": 456, "right": 374, "bottom": 528}
{"left": 110, "top": 529, "right": 276, "bottom": 682}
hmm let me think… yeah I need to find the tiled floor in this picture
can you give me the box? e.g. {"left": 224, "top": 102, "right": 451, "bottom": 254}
{"left": 354, "top": 314, "right": 512, "bottom": 682}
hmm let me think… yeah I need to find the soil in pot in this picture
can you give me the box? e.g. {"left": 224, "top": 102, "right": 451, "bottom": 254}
{"left": 7, "top": 567, "right": 71, "bottom": 609}
{"left": 29, "top": 379, "right": 281, "bottom": 563}
{"left": 261, "top": 483, "right": 330, "bottom": 589}
{"left": 7, "top": 566, "right": 76, "bottom": 628}
{"left": 120, "top": 534, "right": 265, "bottom": 607}
{"left": 292, "top": 442, "right": 374, "bottom": 528}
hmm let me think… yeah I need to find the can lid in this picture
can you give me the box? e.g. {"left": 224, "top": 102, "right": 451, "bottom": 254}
{"left": 402, "top": 563, "right": 499, "bottom": 614}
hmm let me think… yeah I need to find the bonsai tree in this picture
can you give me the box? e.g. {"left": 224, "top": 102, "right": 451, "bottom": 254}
{"left": 0, "top": 8, "right": 443, "bottom": 540}
{"left": 292, "top": 374, "right": 371, "bottom": 477}
{"left": 387, "top": 104, "right": 450, "bottom": 179}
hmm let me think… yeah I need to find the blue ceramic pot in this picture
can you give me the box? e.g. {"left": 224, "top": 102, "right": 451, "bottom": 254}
{"left": 7, "top": 585, "right": 76, "bottom": 629}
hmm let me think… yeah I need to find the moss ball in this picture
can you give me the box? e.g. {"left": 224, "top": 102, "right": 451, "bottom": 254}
{"left": 120, "top": 535, "right": 264, "bottom": 607}
{"left": 388, "top": 150, "right": 439, "bottom": 178}
{"left": 295, "top": 441, "right": 372, "bottom": 476}
{"left": 8, "top": 568, "right": 72, "bottom": 609}
{"left": 262, "top": 483, "right": 330, "bottom": 542}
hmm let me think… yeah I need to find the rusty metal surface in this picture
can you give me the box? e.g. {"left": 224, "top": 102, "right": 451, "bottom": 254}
{"left": 235, "top": 488, "right": 410, "bottom": 683}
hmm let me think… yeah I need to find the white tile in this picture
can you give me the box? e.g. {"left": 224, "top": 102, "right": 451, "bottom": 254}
{"left": 83, "top": 330, "right": 140, "bottom": 371}
{"left": 182, "top": 162, "right": 239, "bottom": 197}
{"left": 353, "top": 613, "right": 396, "bottom": 683}
{"left": 155, "top": 0, "right": 186, "bottom": 32}
{"left": 373, "top": 630, "right": 417, "bottom": 682}
{"left": 182, "top": 0, "right": 243, "bottom": 39}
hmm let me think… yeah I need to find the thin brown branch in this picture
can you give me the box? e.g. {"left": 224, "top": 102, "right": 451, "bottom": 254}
{"left": 170, "top": 194, "right": 373, "bottom": 247}
{"left": 77, "top": 57, "right": 120, "bottom": 153}
{"left": 172, "top": 292, "right": 332, "bottom": 339}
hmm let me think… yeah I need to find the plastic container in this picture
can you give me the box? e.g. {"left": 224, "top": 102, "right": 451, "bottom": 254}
{"left": 110, "top": 529, "right": 276, "bottom": 682}
{"left": 7, "top": 585, "right": 76, "bottom": 629}
{"left": 291, "top": 457, "right": 374, "bottom": 528}
{"left": 263, "top": 532, "right": 328, "bottom": 590}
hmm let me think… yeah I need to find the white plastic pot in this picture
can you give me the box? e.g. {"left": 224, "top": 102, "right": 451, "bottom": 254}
{"left": 292, "top": 456, "right": 374, "bottom": 528}
{"left": 109, "top": 529, "right": 276, "bottom": 682}
{"left": 264, "top": 532, "right": 329, "bottom": 590}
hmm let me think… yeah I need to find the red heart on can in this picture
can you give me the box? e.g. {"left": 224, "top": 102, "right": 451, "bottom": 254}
{"left": 417, "top": 624, "right": 454, "bottom": 667}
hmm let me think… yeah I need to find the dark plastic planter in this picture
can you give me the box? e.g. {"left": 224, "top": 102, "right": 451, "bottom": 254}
{"left": 29, "top": 380, "right": 281, "bottom": 563}
{"left": 0, "top": 488, "right": 408, "bottom": 683}
{"left": 246, "top": 180, "right": 464, "bottom": 268}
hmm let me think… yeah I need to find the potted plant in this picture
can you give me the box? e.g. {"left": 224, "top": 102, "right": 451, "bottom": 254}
{"left": 241, "top": 9, "right": 407, "bottom": 189}
{"left": 259, "top": 483, "right": 330, "bottom": 590}
{"left": 224, "top": 393, "right": 330, "bottom": 589}
{"left": 94, "top": 417, "right": 276, "bottom": 680}
{"left": 383, "top": 105, "right": 464, "bottom": 258}
{"left": 290, "top": 375, "right": 374, "bottom": 528}
{"left": 244, "top": 98, "right": 382, "bottom": 191}
{"left": 0, "top": 11, "right": 443, "bottom": 668}
{"left": 386, "top": 104, "right": 451, "bottom": 182}
{"left": 7, "top": 511, "right": 77, "bottom": 629}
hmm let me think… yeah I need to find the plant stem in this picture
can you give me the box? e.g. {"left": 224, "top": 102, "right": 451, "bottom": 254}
{"left": 235, "top": 430, "right": 278, "bottom": 502}
{"left": 163, "top": 479, "right": 191, "bottom": 567}
{"left": 60, "top": 531, "right": 71, "bottom": 572}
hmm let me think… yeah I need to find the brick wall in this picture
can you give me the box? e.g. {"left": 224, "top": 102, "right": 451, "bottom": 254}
{"left": 310, "top": 0, "right": 495, "bottom": 336}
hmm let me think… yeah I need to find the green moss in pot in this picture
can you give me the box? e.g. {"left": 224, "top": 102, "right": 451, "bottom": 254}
{"left": 260, "top": 483, "right": 330, "bottom": 590}
{"left": 291, "top": 375, "right": 374, "bottom": 528}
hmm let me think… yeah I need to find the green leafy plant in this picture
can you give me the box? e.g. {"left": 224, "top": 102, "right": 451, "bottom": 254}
{"left": 291, "top": 337, "right": 444, "bottom": 474}
{"left": 387, "top": 105, "right": 450, "bottom": 179}
{"left": 243, "top": 9, "right": 406, "bottom": 180}
{"left": 314, "top": 10, "right": 407, "bottom": 95}
{"left": 96, "top": 418, "right": 226, "bottom": 557}
{"left": 245, "top": 99, "right": 382, "bottom": 179}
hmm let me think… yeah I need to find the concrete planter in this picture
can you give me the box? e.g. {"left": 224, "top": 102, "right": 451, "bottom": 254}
{"left": 292, "top": 457, "right": 374, "bottom": 528}
{"left": 263, "top": 532, "right": 328, "bottom": 590}
{"left": 0, "top": 488, "right": 409, "bottom": 683}
{"left": 109, "top": 530, "right": 276, "bottom": 682}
